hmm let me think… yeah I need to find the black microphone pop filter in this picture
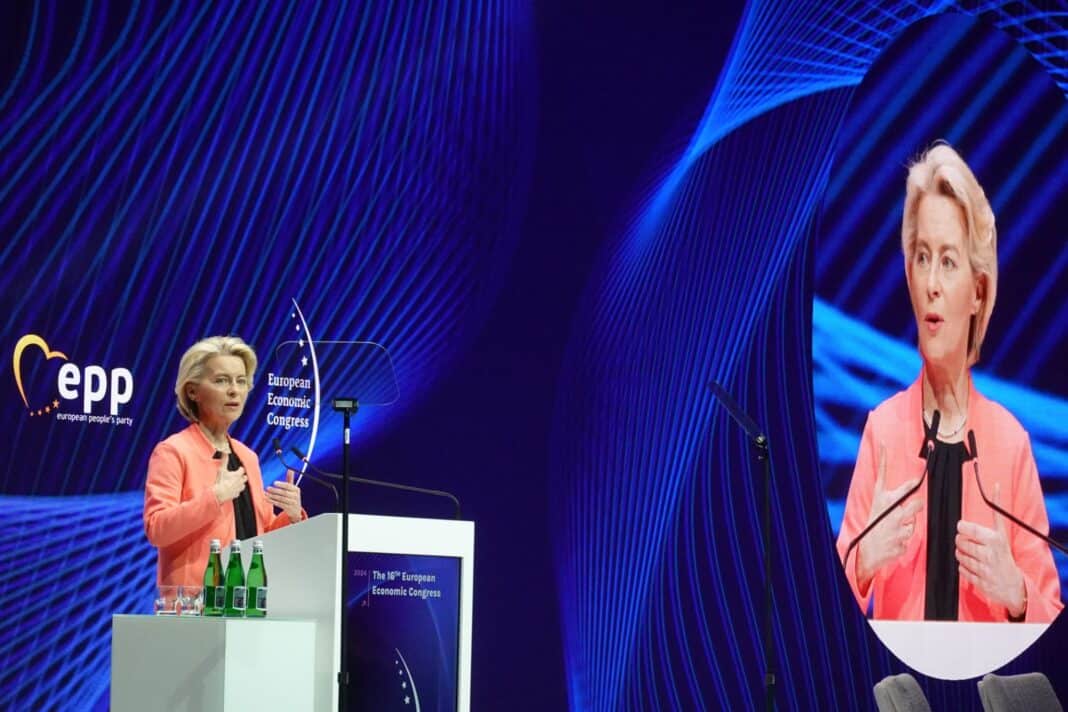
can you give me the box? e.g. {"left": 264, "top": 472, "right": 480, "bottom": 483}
{"left": 918, "top": 410, "right": 941, "bottom": 457}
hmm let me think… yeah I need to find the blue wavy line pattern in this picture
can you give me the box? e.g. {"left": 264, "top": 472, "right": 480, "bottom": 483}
{"left": 0, "top": 2, "right": 531, "bottom": 708}
{"left": 1, "top": 0, "right": 533, "bottom": 496}
{"left": 551, "top": 2, "right": 1067, "bottom": 709}
{"left": 0, "top": 493, "right": 154, "bottom": 711}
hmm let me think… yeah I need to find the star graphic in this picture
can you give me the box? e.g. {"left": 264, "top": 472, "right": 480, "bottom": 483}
{"left": 52, "top": 399, "right": 59, "bottom": 409}
{"left": 295, "top": 324, "right": 301, "bottom": 332}
{"left": 404, "top": 696, "right": 410, "bottom": 705}
{"left": 301, "top": 355, "right": 308, "bottom": 367}
{"left": 298, "top": 338, "right": 305, "bottom": 349}
{"left": 401, "top": 681, "right": 407, "bottom": 689}
{"left": 398, "top": 669, "right": 403, "bottom": 676}
{"left": 44, "top": 406, "right": 50, "bottom": 413}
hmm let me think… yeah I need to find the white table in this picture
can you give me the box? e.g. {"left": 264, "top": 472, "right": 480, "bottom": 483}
{"left": 111, "top": 615, "right": 316, "bottom": 711}
{"left": 869, "top": 619, "right": 1048, "bottom": 679}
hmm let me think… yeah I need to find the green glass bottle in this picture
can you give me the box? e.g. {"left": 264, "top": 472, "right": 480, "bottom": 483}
{"left": 223, "top": 540, "right": 247, "bottom": 617}
{"left": 245, "top": 539, "right": 268, "bottom": 618}
{"left": 202, "top": 539, "right": 224, "bottom": 617}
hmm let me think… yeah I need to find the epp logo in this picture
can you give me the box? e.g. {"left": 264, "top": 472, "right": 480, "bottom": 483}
{"left": 14, "top": 334, "right": 133, "bottom": 417}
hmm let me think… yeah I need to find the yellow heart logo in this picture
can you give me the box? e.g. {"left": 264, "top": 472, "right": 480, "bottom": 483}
{"left": 13, "top": 334, "right": 68, "bottom": 409}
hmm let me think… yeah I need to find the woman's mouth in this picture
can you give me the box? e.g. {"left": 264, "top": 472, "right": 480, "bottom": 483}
{"left": 924, "top": 313, "right": 943, "bottom": 333}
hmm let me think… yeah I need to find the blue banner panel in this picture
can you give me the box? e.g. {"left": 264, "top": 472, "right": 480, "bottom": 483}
{"left": 348, "top": 552, "right": 461, "bottom": 712}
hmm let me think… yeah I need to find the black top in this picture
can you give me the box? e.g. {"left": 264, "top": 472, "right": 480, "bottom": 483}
{"left": 924, "top": 438, "right": 971, "bottom": 620}
{"left": 227, "top": 451, "right": 258, "bottom": 541}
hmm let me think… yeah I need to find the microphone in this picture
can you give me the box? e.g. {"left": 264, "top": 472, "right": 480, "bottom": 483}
{"left": 291, "top": 445, "right": 462, "bottom": 520}
{"left": 271, "top": 439, "right": 340, "bottom": 506}
{"left": 967, "top": 430, "right": 1068, "bottom": 556}
{"left": 843, "top": 410, "right": 940, "bottom": 575}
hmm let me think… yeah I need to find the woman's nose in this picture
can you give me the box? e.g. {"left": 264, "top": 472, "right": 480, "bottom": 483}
{"left": 926, "top": 265, "right": 940, "bottom": 297}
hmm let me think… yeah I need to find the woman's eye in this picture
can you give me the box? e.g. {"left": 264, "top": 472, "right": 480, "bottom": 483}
{"left": 942, "top": 256, "right": 955, "bottom": 270}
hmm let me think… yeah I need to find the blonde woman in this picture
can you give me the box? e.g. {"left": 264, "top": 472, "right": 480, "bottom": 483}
{"left": 144, "top": 335, "right": 305, "bottom": 587}
{"left": 836, "top": 144, "right": 1061, "bottom": 622}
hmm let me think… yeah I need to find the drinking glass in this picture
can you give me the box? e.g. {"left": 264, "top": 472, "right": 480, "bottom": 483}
{"left": 179, "top": 586, "right": 203, "bottom": 616}
{"left": 154, "top": 585, "right": 180, "bottom": 616}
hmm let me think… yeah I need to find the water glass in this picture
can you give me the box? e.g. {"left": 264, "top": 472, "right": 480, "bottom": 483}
{"left": 179, "top": 586, "right": 203, "bottom": 616}
{"left": 154, "top": 585, "right": 180, "bottom": 616}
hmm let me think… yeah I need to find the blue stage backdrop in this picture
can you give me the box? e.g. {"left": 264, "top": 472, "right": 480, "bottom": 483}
{"left": 2, "top": 1, "right": 1066, "bottom": 711}
{"left": 1, "top": 2, "right": 533, "bottom": 709}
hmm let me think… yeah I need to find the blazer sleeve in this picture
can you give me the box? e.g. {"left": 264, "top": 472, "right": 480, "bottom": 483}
{"left": 1007, "top": 436, "right": 1063, "bottom": 623}
{"left": 836, "top": 413, "right": 878, "bottom": 613}
{"left": 143, "top": 441, "right": 224, "bottom": 548}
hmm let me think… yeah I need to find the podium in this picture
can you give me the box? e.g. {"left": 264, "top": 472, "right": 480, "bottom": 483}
{"left": 257, "top": 513, "right": 475, "bottom": 711}
{"left": 869, "top": 620, "right": 1048, "bottom": 679}
{"left": 112, "top": 513, "right": 474, "bottom": 711}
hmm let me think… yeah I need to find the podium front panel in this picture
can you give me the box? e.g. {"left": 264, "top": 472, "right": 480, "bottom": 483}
{"left": 247, "top": 513, "right": 474, "bottom": 712}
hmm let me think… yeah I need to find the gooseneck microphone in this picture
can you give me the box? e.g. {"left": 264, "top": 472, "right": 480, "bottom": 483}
{"left": 271, "top": 439, "right": 340, "bottom": 505}
{"left": 967, "top": 430, "right": 1068, "bottom": 556}
{"left": 843, "top": 410, "right": 941, "bottom": 575}
{"left": 290, "top": 445, "right": 462, "bottom": 520}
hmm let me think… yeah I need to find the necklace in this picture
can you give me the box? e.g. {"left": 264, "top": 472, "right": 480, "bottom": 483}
{"left": 921, "top": 371, "right": 969, "bottom": 441}
{"left": 924, "top": 409, "right": 967, "bottom": 440}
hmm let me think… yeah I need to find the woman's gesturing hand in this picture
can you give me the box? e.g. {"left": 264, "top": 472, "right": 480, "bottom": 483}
{"left": 956, "top": 482, "right": 1026, "bottom": 619}
{"left": 266, "top": 468, "right": 303, "bottom": 522}
{"left": 856, "top": 444, "right": 924, "bottom": 595}
{"left": 213, "top": 462, "right": 247, "bottom": 503}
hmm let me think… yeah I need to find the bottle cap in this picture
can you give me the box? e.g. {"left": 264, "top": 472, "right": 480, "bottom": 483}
{"left": 253, "top": 539, "right": 264, "bottom": 550}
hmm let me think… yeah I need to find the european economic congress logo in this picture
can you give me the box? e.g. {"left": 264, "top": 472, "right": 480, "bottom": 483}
{"left": 13, "top": 334, "right": 134, "bottom": 426}
{"left": 265, "top": 303, "right": 317, "bottom": 436}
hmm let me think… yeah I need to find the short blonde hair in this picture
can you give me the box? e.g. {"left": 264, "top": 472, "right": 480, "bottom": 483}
{"left": 175, "top": 335, "right": 257, "bottom": 422}
{"left": 901, "top": 142, "right": 997, "bottom": 366}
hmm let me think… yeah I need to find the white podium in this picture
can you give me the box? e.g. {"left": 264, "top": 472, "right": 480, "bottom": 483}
{"left": 110, "top": 616, "right": 316, "bottom": 711}
{"left": 115, "top": 514, "right": 474, "bottom": 711}
{"left": 869, "top": 620, "right": 1049, "bottom": 679}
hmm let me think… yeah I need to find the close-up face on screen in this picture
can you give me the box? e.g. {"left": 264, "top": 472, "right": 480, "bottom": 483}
{"left": 813, "top": 12, "right": 1067, "bottom": 679}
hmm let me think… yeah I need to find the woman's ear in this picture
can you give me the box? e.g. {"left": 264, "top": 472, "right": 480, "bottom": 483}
{"left": 972, "top": 274, "right": 986, "bottom": 314}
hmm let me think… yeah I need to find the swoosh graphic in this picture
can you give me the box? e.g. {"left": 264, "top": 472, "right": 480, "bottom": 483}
{"left": 395, "top": 647, "right": 421, "bottom": 712}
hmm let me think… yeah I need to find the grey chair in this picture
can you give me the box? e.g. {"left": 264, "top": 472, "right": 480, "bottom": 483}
{"left": 978, "top": 672, "right": 1063, "bottom": 712}
{"left": 874, "top": 672, "right": 933, "bottom": 712}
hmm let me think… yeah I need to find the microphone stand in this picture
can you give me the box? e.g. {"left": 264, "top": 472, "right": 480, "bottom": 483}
{"left": 291, "top": 446, "right": 462, "bottom": 519}
{"left": 332, "top": 397, "right": 359, "bottom": 712}
{"left": 842, "top": 411, "right": 940, "bottom": 577}
{"left": 707, "top": 381, "right": 774, "bottom": 712}
{"left": 968, "top": 431, "right": 1068, "bottom": 557}
{"left": 271, "top": 440, "right": 340, "bottom": 505}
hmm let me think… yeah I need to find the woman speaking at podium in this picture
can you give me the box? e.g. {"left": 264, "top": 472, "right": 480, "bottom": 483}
{"left": 835, "top": 144, "right": 1061, "bottom": 622}
{"left": 143, "top": 335, "right": 305, "bottom": 586}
